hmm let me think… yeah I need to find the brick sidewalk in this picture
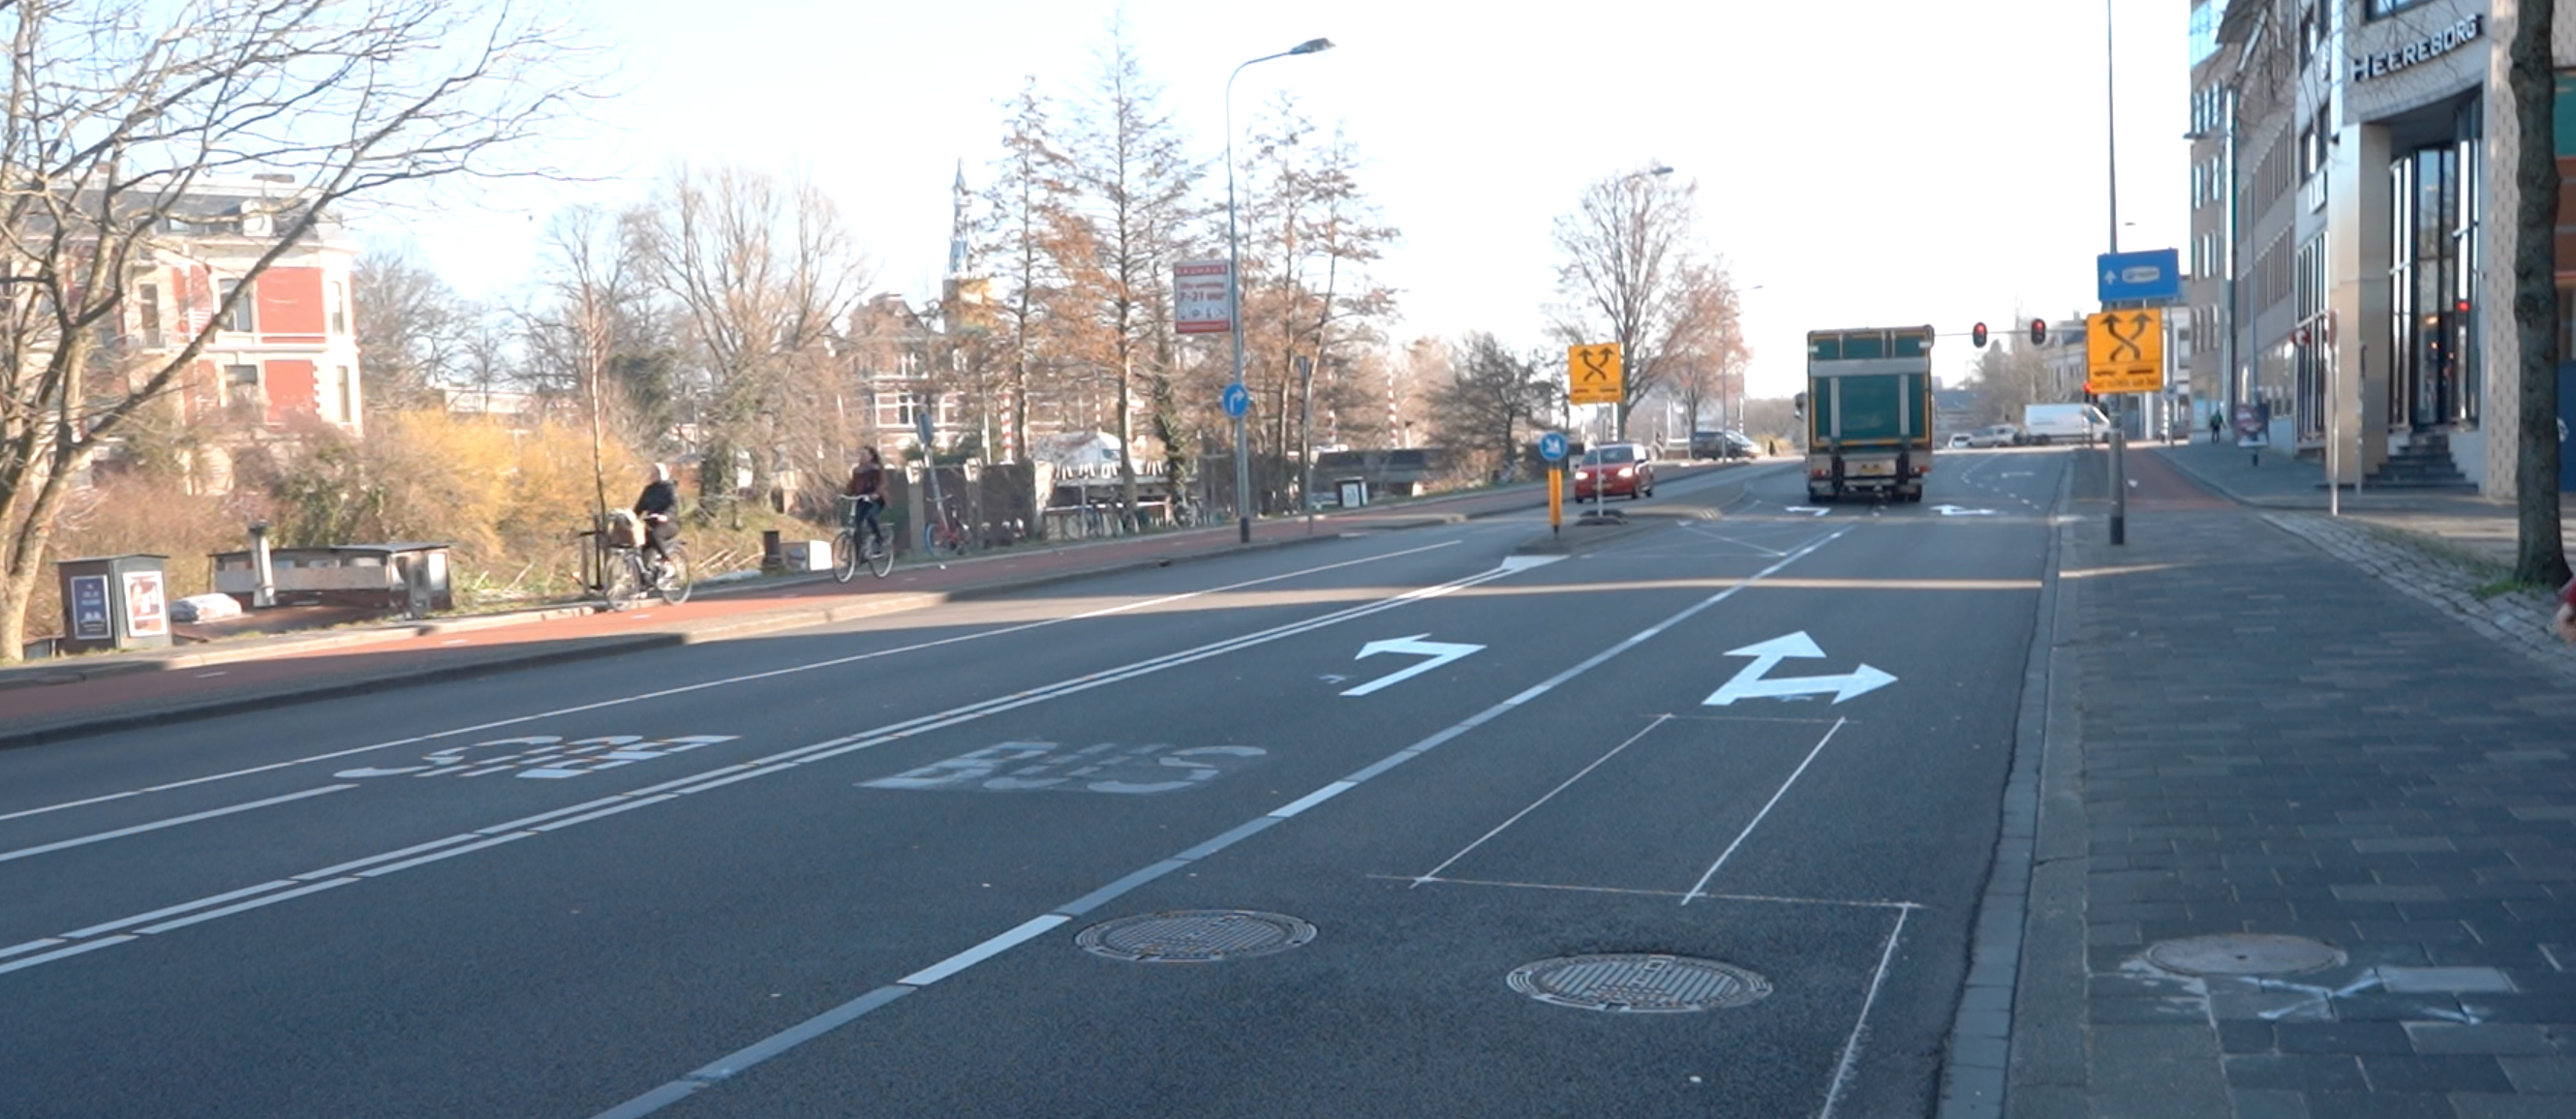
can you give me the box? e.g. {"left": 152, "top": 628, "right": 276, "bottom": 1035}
{"left": 2009, "top": 487, "right": 2576, "bottom": 1115}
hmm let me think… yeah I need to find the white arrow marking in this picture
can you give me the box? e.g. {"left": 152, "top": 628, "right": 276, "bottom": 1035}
{"left": 1341, "top": 634, "right": 1486, "bottom": 696}
{"left": 1932, "top": 504, "right": 1999, "bottom": 517}
{"left": 1782, "top": 505, "right": 1831, "bottom": 516}
{"left": 1704, "top": 631, "right": 1897, "bottom": 706}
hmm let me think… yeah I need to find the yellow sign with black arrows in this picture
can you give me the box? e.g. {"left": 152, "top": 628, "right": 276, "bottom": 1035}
{"left": 2086, "top": 310, "right": 2164, "bottom": 394}
{"left": 1568, "top": 343, "right": 1623, "bottom": 406}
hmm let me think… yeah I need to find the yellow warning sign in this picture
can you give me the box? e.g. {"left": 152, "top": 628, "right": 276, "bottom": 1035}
{"left": 1568, "top": 343, "right": 1623, "bottom": 406}
{"left": 2085, "top": 310, "right": 2164, "bottom": 394}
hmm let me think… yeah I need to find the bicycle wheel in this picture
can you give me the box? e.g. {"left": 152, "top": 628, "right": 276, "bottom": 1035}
{"left": 659, "top": 542, "right": 692, "bottom": 604}
{"left": 603, "top": 551, "right": 642, "bottom": 609}
{"left": 834, "top": 529, "right": 860, "bottom": 583}
{"left": 868, "top": 528, "right": 893, "bottom": 578}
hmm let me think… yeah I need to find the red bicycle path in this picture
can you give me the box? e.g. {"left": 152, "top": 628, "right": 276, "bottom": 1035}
{"left": 0, "top": 471, "right": 1733, "bottom": 748}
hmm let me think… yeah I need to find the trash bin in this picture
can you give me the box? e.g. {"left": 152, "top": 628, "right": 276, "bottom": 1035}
{"left": 54, "top": 554, "right": 172, "bottom": 654}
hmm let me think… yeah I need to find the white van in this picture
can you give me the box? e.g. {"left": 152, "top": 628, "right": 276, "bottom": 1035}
{"left": 2022, "top": 403, "right": 2112, "bottom": 445}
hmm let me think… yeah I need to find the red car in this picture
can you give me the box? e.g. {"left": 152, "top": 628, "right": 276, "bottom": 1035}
{"left": 1573, "top": 443, "right": 1655, "bottom": 500}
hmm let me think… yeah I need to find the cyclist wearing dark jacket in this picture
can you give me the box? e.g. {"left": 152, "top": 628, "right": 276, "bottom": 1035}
{"left": 633, "top": 464, "right": 679, "bottom": 564}
{"left": 843, "top": 448, "right": 887, "bottom": 549}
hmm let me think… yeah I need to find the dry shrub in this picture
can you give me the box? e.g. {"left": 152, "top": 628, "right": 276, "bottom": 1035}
{"left": 23, "top": 471, "right": 266, "bottom": 639}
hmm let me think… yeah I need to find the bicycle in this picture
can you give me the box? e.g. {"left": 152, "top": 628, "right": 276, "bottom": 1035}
{"left": 835, "top": 496, "right": 893, "bottom": 581}
{"left": 923, "top": 495, "right": 971, "bottom": 558}
{"left": 602, "top": 524, "right": 692, "bottom": 608}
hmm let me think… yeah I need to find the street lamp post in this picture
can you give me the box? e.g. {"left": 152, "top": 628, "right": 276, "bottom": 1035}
{"left": 1227, "top": 36, "right": 1334, "bottom": 544}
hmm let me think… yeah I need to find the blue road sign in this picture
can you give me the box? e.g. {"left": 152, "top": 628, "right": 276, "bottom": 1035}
{"left": 1221, "top": 382, "right": 1252, "bottom": 418}
{"left": 2097, "top": 249, "right": 2181, "bottom": 304}
{"left": 1538, "top": 432, "right": 1569, "bottom": 463}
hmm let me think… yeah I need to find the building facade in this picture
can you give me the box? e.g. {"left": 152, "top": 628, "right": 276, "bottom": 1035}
{"left": 2192, "top": 0, "right": 2576, "bottom": 494}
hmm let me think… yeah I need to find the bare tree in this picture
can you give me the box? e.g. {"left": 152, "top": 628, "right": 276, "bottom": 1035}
{"left": 1057, "top": 23, "right": 1201, "bottom": 528}
{"left": 978, "top": 78, "right": 1079, "bottom": 467}
{"left": 1428, "top": 333, "right": 1550, "bottom": 481}
{"left": 353, "top": 249, "right": 475, "bottom": 415}
{"left": 1549, "top": 166, "right": 1715, "bottom": 436}
{"left": 0, "top": 0, "right": 600, "bottom": 660}
{"left": 2506, "top": 1, "right": 2569, "bottom": 587}
{"left": 1655, "top": 262, "right": 1747, "bottom": 442}
{"left": 634, "top": 164, "right": 872, "bottom": 522}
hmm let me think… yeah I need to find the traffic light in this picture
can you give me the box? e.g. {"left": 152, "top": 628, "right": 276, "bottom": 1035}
{"left": 2029, "top": 318, "right": 2048, "bottom": 346}
{"left": 1972, "top": 322, "right": 1989, "bottom": 348}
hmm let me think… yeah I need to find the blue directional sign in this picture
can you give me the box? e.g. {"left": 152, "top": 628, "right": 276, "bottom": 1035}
{"left": 1221, "top": 382, "right": 1252, "bottom": 418}
{"left": 1538, "top": 432, "right": 1569, "bottom": 463}
{"left": 2097, "top": 249, "right": 2181, "bottom": 304}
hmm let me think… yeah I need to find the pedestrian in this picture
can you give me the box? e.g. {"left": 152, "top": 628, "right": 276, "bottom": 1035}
{"left": 2209, "top": 410, "right": 2224, "bottom": 444}
{"left": 2556, "top": 575, "right": 2576, "bottom": 644}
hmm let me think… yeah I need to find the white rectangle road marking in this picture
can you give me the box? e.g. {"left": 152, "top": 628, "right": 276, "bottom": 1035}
{"left": 898, "top": 915, "right": 1070, "bottom": 987}
{"left": 356, "top": 832, "right": 532, "bottom": 878}
{"left": 0, "top": 935, "right": 135, "bottom": 976}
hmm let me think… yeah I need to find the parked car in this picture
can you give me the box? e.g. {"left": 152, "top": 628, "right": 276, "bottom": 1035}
{"left": 1946, "top": 432, "right": 1974, "bottom": 448}
{"left": 1573, "top": 442, "right": 1655, "bottom": 499}
{"left": 1689, "top": 429, "right": 1760, "bottom": 460}
{"left": 1965, "top": 424, "right": 2022, "bottom": 448}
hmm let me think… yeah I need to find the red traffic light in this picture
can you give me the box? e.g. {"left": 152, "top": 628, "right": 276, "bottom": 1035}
{"left": 1972, "top": 322, "right": 1989, "bottom": 348}
{"left": 2029, "top": 318, "right": 2048, "bottom": 346}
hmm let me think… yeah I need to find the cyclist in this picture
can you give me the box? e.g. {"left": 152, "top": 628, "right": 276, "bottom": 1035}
{"left": 843, "top": 447, "right": 888, "bottom": 555}
{"left": 632, "top": 464, "right": 680, "bottom": 575}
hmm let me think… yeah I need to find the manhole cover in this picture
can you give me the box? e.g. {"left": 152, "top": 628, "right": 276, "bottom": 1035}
{"left": 1076, "top": 910, "right": 1315, "bottom": 963}
{"left": 1507, "top": 953, "right": 1770, "bottom": 1013}
{"left": 2145, "top": 933, "right": 2346, "bottom": 977}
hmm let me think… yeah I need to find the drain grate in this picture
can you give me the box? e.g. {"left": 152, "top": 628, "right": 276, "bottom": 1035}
{"left": 1076, "top": 910, "right": 1315, "bottom": 963}
{"left": 2145, "top": 933, "right": 2346, "bottom": 978}
{"left": 1507, "top": 953, "right": 1771, "bottom": 1013}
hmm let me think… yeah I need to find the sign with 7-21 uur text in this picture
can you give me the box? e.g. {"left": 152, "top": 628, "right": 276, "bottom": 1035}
{"left": 1174, "top": 259, "right": 1232, "bottom": 335}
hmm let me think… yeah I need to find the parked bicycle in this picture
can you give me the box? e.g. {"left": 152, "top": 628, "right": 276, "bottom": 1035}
{"left": 835, "top": 496, "right": 893, "bottom": 581}
{"left": 595, "top": 510, "right": 693, "bottom": 607}
{"left": 923, "top": 494, "right": 971, "bottom": 558}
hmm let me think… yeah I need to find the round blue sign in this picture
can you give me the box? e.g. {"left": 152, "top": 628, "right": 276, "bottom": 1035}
{"left": 1221, "top": 382, "right": 1252, "bottom": 419}
{"left": 1538, "top": 432, "right": 1569, "bottom": 463}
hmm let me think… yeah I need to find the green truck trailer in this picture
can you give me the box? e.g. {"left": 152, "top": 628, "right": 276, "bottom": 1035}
{"left": 1799, "top": 325, "right": 1935, "bottom": 503}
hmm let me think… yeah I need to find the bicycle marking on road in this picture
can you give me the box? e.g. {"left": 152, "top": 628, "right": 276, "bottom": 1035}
{"left": 0, "top": 541, "right": 1467, "bottom": 825}
{"left": 584, "top": 526, "right": 1854, "bottom": 1119}
{"left": 331, "top": 735, "right": 739, "bottom": 781}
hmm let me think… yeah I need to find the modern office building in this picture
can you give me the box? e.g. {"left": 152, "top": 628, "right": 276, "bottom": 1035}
{"left": 2189, "top": 0, "right": 2576, "bottom": 493}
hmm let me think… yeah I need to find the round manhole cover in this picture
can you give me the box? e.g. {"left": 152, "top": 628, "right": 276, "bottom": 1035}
{"left": 1076, "top": 910, "right": 1315, "bottom": 963}
{"left": 1507, "top": 953, "right": 1771, "bottom": 1013}
{"left": 2145, "top": 933, "right": 2346, "bottom": 977}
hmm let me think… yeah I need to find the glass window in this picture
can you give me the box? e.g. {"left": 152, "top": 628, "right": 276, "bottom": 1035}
{"left": 2365, "top": 0, "right": 2432, "bottom": 18}
{"left": 328, "top": 282, "right": 348, "bottom": 334}
{"left": 217, "top": 279, "right": 255, "bottom": 333}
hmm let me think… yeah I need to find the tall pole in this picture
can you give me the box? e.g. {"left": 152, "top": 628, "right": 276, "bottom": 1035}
{"left": 1225, "top": 39, "right": 1333, "bottom": 545}
{"left": 2106, "top": 0, "right": 2128, "bottom": 546}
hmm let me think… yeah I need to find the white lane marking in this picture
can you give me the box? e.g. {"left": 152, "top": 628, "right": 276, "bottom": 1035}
{"left": 0, "top": 785, "right": 356, "bottom": 865}
{"left": 295, "top": 835, "right": 485, "bottom": 880}
{"left": 0, "top": 938, "right": 66, "bottom": 959}
{"left": 135, "top": 879, "right": 357, "bottom": 935}
{"left": 0, "top": 554, "right": 1520, "bottom": 979}
{"left": 1411, "top": 715, "right": 1673, "bottom": 886}
{"left": 64, "top": 880, "right": 300, "bottom": 938}
{"left": 1679, "top": 718, "right": 1849, "bottom": 904}
{"left": 585, "top": 527, "right": 1852, "bottom": 1119}
{"left": 0, "top": 540, "right": 1465, "bottom": 823}
{"left": 897, "top": 915, "right": 1070, "bottom": 987}
{"left": 0, "top": 936, "right": 135, "bottom": 977}
{"left": 1374, "top": 874, "right": 1922, "bottom": 911}
{"left": 1819, "top": 907, "right": 1912, "bottom": 1119}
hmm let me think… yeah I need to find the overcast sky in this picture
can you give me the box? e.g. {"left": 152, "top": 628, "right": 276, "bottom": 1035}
{"left": 379, "top": 0, "right": 2187, "bottom": 402}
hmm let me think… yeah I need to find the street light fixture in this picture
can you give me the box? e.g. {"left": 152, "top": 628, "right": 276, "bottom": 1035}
{"left": 1226, "top": 36, "right": 1334, "bottom": 544}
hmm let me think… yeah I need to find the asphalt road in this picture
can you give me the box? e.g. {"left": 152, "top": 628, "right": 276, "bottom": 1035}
{"left": 0, "top": 450, "right": 2070, "bottom": 1118}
